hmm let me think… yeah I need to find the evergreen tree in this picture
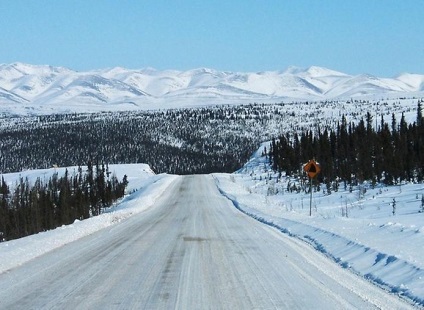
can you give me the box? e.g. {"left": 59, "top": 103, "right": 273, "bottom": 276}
{"left": 0, "top": 177, "right": 10, "bottom": 241}
{"left": 58, "top": 169, "right": 71, "bottom": 225}
{"left": 417, "top": 100, "right": 423, "bottom": 127}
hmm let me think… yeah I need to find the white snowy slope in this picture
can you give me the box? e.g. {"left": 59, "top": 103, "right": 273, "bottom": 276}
{"left": 0, "top": 164, "right": 179, "bottom": 274}
{"left": 1, "top": 62, "right": 424, "bottom": 115}
{"left": 213, "top": 143, "right": 424, "bottom": 308}
{"left": 0, "top": 175, "right": 414, "bottom": 309}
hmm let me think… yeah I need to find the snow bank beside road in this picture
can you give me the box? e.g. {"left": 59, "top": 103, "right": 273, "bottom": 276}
{"left": 0, "top": 165, "right": 178, "bottom": 274}
{"left": 214, "top": 174, "right": 424, "bottom": 307}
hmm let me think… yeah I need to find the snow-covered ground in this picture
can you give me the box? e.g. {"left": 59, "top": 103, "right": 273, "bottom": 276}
{"left": 1, "top": 153, "right": 424, "bottom": 306}
{"left": 213, "top": 143, "right": 424, "bottom": 307}
{"left": 0, "top": 164, "right": 179, "bottom": 274}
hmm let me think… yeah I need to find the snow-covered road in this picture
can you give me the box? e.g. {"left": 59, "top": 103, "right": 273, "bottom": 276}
{"left": 0, "top": 175, "right": 414, "bottom": 309}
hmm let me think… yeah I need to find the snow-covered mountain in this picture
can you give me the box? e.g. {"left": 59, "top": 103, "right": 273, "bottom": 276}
{"left": 1, "top": 62, "right": 423, "bottom": 114}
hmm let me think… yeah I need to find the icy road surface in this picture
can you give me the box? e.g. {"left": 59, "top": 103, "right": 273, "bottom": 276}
{"left": 0, "top": 175, "right": 413, "bottom": 309}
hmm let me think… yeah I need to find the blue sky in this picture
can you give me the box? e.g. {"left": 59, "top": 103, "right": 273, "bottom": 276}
{"left": 1, "top": 0, "right": 423, "bottom": 76}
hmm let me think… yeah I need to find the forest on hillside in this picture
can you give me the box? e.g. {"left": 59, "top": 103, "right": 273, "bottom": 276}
{"left": 268, "top": 101, "right": 424, "bottom": 190}
{"left": 0, "top": 162, "right": 128, "bottom": 241}
{"left": 0, "top": 104, "right": 301, "bottom": 174}
{"left": 0, "top": 99, "right": 421, "bottom": 177}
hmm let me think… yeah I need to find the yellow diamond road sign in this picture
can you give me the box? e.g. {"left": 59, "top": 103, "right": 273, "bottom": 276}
{"left": 303, "top": 159, "right": 321, "bottom": 179}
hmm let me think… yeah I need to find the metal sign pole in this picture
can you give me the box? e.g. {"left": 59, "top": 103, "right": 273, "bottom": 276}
{"left": 303, "top": 159, "right": 320, "bottom": 217}
{"left": 309, "top": 176, "right": 312, "bottom": 216}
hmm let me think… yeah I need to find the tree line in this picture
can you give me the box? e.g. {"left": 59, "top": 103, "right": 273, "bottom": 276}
{"left": 0, "top": 100, "right": 418, "bottom": 176}
{"left": 269, "top": 101, "right": 424, "bottom": 191}
{"left": 0, "top": 162, "right": 128, "bottom": 242}
{"left": 0, "top": 105, "right": 284, "bottom": 175}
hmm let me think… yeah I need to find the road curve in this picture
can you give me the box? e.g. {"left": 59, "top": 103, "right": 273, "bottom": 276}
{"left": 0, "top": 175, "right": 413, "bottom": 309}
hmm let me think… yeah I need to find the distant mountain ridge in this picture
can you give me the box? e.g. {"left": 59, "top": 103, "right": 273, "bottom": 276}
{"left": 0, "top": 62, "right": 423, "bottom": 114}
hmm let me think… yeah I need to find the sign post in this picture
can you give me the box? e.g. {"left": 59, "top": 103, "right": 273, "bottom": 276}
{"left": 303, "top": 159, "right": 321, "bottom": 216}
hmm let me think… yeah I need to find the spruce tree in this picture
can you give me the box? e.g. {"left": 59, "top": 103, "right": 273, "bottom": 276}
{"left": 0, "top": 177, "right": 10, "bottom": 241}
{"left": 417, "top": 100, "right": 423, "bottom": 127}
